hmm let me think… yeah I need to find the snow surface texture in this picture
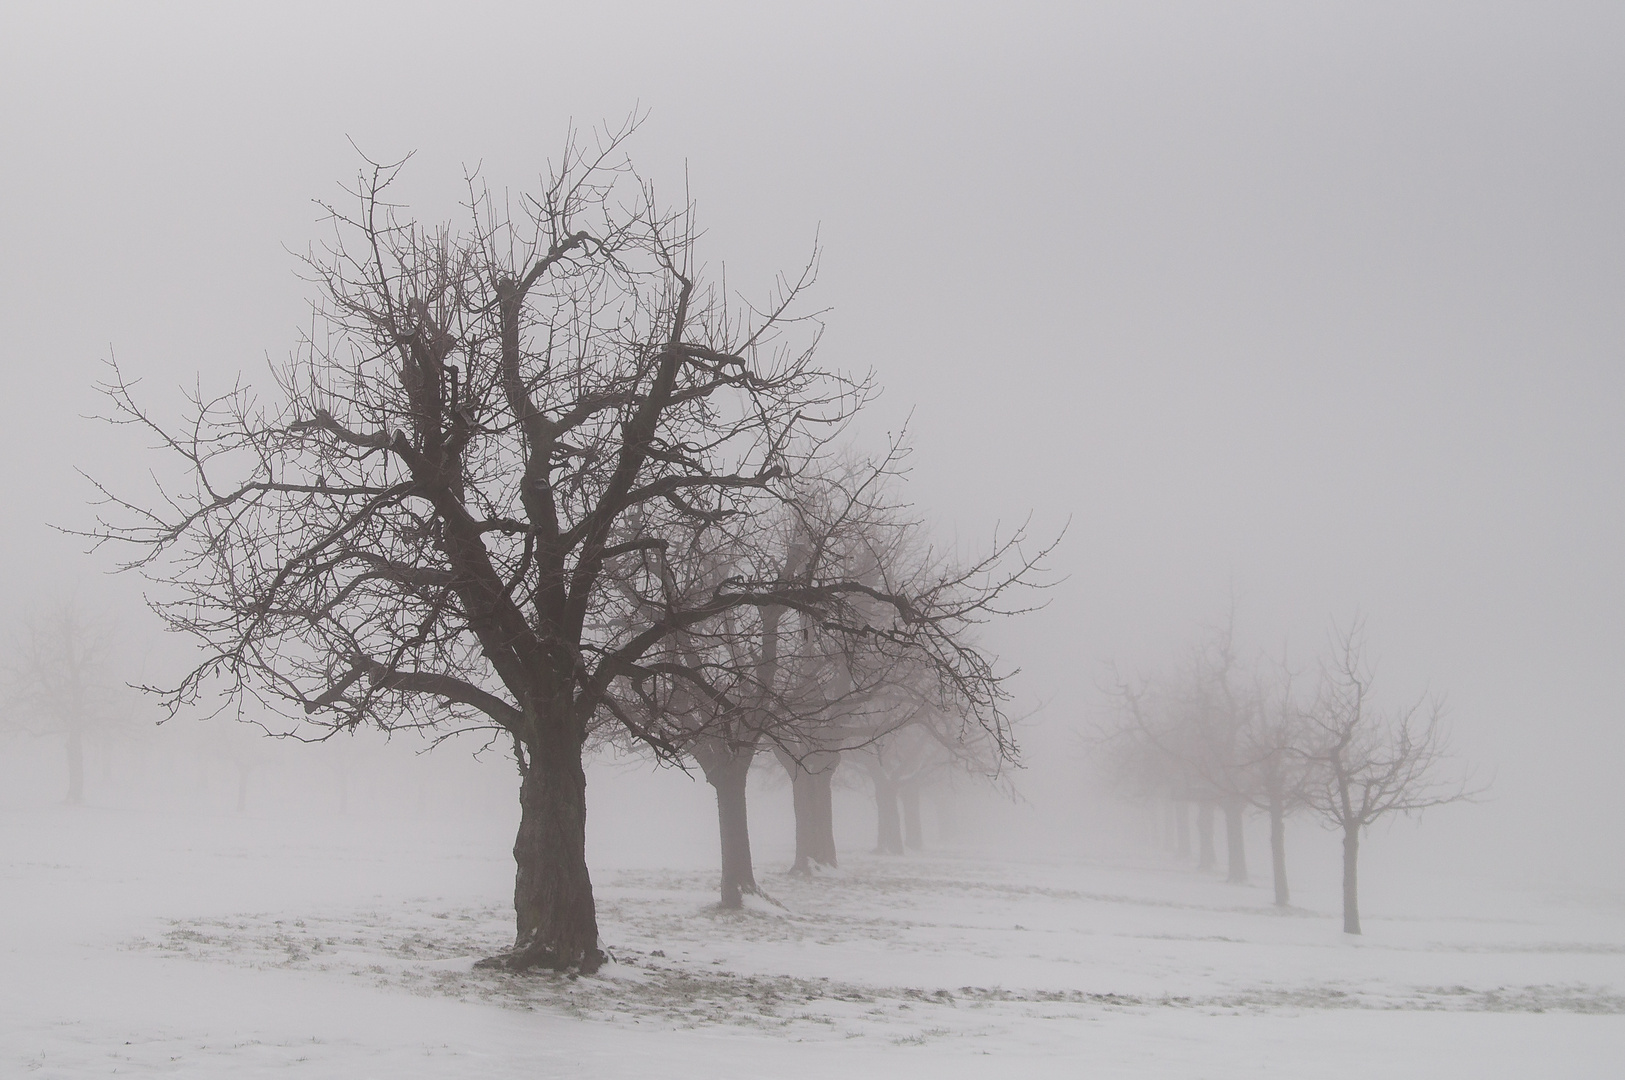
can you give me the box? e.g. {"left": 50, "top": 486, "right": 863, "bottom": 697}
{"left": 3, "top": 806, "right": 1622, "bottom": 1078}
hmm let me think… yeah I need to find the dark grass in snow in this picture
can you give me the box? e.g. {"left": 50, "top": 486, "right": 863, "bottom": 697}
{"left": 127, "top": 855, "right": 1625, "bottom": 1043}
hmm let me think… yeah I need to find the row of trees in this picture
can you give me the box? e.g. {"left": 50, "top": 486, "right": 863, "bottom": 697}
{"left": 4, "top": 597, "right": 987, "bottom": 870}
{"left": 588, "top": 472, "right": 1015, "bottom": 907}
{"left": 86, "top": 121, "right": 1047, "bottom": 972}
{"left": 1097, "top": 618, "right": 1476, "bottom": 934}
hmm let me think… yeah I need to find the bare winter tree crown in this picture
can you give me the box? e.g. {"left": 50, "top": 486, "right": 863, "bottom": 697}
{"left": 81, "top": 119, "right": 1052, "bottom": 768}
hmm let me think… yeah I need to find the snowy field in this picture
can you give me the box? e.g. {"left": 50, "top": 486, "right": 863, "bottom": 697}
{"left": 4, "top": 783, "right": 1623, "bottom": 1079}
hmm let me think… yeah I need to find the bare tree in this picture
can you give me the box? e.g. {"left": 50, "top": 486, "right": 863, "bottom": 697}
{"left": 1233, "top": 659, "right": 1313, "bottom": 907}
{"left": 663, "top": 598, "right": 787, "bottom": 909}
{"left": 1193, "top": 634, "right": 1252, "bottom": 886}
{"left": 858, "top": 702, "right": 1006, "bottom": 855}
{"left": 757, "top": 486, "right": 1026, "bottom": 874}
{"left": 4, "top": 599, "right": 130, "bottom": 805}
{"left": 1099, "top": 632, "right": 1253, "bottom": 883}
{"left": 598, "top": 508, "right": 799, "bottom": 910}
{"left": 601, "top": 453, "right": 1007, "bottom": 906}
{"left": 1177, "top": 631, "right": 1315, "bottom": 904}
{"left": 859, "top": 720, "right": 931, "bottom": 855}
{"left": 86, "top": 122, "right": 1046, "bottom": 971}
{"left": 1302, "top": 620, "right": 1477, "bottom": 934}
{"left": 770, "top": 720, "right": 845, "bottom": 872}
{"left": 1091, "top": 673, "right": 1190, "bottom": 851}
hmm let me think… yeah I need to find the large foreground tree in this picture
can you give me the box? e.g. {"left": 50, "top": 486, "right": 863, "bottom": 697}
{"left": 89, "top": 123, "right": 1042, "bottom": 971}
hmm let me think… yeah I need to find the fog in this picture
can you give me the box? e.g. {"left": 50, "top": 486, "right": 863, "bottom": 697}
{"left": 2, "top": 3, "right": 1621, "bottom": 1074}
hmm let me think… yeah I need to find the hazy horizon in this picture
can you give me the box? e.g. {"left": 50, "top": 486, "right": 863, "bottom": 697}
{"left": 3, "top": 2, "right": 1621, "bottom": 895}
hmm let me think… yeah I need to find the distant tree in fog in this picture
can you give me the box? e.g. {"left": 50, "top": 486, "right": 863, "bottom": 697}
{"left": 86, "top": 120, "right": 1046, "bottom": 971}
{"left": 634, "top": 554, "right": 793, "bottom": 909}
{"left": 1183, "top": 627, "right": 1254, "bottom": 886}
{"left": 1098, "top": 622, "right": 1315, "bottom": 905}
{"left": 857, "top": 703, "right": 1007, "bottom": 855}
{"left": 755, "top": 491, "right": 1022, "bottom": 875}
{"left": 1182, "top": 631, "right": 1315, "bottom": 906}
{"left": 1302, "top": 620, "right": 1478, "bottom": 935}
{"left": 195, "top": 718, "right": 270, "bottom": 813}
{"left": 1100, "top": 627, "right": 1257, "bottom": 885}
{"left": 1092, "top": 674, "right": 1199, "bottom": 853}
{"left": 1232, "top": 659, "right": 1313, "bottom": 907}
{"left": 596, "top": 499, "right": 806, "bottom": 908}
{"left": 3, "top": 599, "right": 130, "bottom": 804}
{"left": 857, "top": 719, "right": 935, "bottom": 856}
{"left": 589, "top": 454, "right": 1022, "bottom": 906}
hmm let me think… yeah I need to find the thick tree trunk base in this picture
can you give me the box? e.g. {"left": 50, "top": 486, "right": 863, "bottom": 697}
{"left": 714, "top": 882, "right": 787, "bottom": 911}
{"left": 711, "top": 757, "right": 760, "bottom": 910}
{"left": 504, "top": 741, "right": 603, "bottom": 974}
{"left": 474, "top": 939, "right": 606, "bottom": 975}
{"left": 787, "top": 859, "right": 839, "bottom": 877}
{"left": 789, "top": 762, "right": 839, "bottom": 873}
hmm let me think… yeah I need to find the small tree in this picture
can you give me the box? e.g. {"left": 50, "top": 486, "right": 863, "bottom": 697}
{"left": 1180, "top": 633, "right": 1315, "bottom": 905}
{"left": 1303, "top": 621, "right": 1476, "bottom": 934}
{"left": 1234, "top": 660, "right": 1312, "bottom": 907}
{"left": 859, "top": 719, "right": 932, "bottom": 855}
{"left": 1093, "top": 672, "right": 1191, "bottom": 851}
{"left": 659, "top": 595, "right": 789, "bottom": 909}
{"left": 5, "top": 600, "right": 129, "bottom": 804}
{"left": 858, "top": 703, "right": 1005, "bottom": 854}
{"left": 1186, "top": 631, "right": 1252, "bottom": 885}
{"left": 601, "top": 507, "right": 799, "bottom": 910}
{"left": 1100, "top": 631, "right": 1254, "bottom": 883}
{"left": 759, "top": 494, "right": 1016, "bottom": 874}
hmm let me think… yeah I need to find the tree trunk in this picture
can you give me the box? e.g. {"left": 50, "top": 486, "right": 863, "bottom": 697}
{"left": 491, "top": 737, "right": 602, "bottom": 973}
{"left": 809, "top": 765, "right": 838, "bottom": 867}
{"left": 791, "top": 768, "right": 817, "bottom": 873}
{"left": 1269, "top": 794, "right": 1290, "bottom": 907}
{"left": 933, "top": 788, "right": 961, "bottom": 842}
{"left": 65, "top": 730, "right": 84, "bottom": 805}
{"left": 1223, "top": 798, "right": 1247, "bottom": 883}
{"left": 1174, "top": 800, "right": 1191, "bottom": 858}
{"left": 710, "top": 757, "right": 758, "bottom": 909}
{"left": 900, "top": 784, "right": 923, "bottom": 850}
{"left": 788, "top": 754, "right": 840, "bottom": 873}
{"left": 873, "top": 773, "right": 903, "bottom": 854}
{"left": 1196, "top": 801, "right": 1216, "bottom": 871}
{"left": 1342, "top": 825, "right": 1361, "bottom": 935}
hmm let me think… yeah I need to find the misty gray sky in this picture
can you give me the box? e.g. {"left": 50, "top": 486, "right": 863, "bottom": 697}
{"left": 2, "top": 2, "right": 1621, "bottom": 883}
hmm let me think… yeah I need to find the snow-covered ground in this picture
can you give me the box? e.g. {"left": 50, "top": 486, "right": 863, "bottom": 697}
{"left": 3, "top": 795, "right": 1622, "bottom": 1078}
